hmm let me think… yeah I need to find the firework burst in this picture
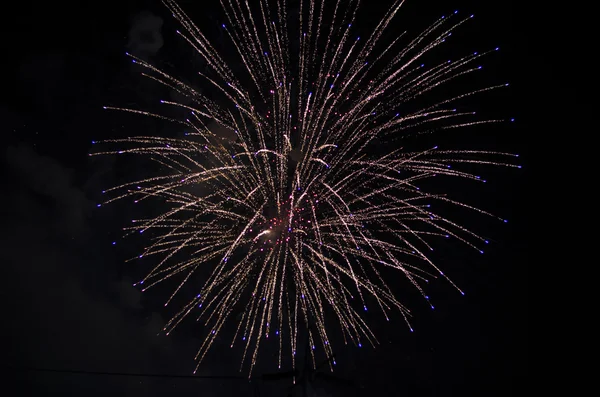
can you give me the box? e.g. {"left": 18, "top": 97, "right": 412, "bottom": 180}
{"left": 92, "top": 0, "right": 518, "bottom": 377}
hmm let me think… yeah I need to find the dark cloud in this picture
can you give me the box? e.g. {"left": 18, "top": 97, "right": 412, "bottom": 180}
{"left": 127, "top": 11, "right": 164, "bottom": 59}
{"left": 0, "top": 144, "right": 224, "bottom": 395}
{"left": 5, "top": 145, "right": 88, "bottom": 236}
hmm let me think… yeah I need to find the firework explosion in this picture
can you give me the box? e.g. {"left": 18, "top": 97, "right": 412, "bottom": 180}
{"left": 92, "top": 0, "right": 518, "bottom": 377}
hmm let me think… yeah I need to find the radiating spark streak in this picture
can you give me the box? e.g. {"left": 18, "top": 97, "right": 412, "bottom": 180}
{"left": 95, "top": 0, "right": 517, "bottom": 377}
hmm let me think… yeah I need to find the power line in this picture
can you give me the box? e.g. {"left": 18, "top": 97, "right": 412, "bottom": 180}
{"left": 7, "top": 366, "right": 252, "bottom": 381}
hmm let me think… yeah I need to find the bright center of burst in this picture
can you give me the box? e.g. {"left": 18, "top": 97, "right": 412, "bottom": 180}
{"left": 250, "top": 193, "right": 319, "bottom": 250}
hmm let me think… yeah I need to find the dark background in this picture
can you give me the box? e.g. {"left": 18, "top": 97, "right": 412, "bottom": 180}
{"left": 2, "top": 0, "right": 530, "bottom": 395}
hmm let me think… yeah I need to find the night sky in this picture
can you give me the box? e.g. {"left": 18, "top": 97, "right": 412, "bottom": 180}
{"left": 3, "top": 0, "right": 529, "bottom": 395}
